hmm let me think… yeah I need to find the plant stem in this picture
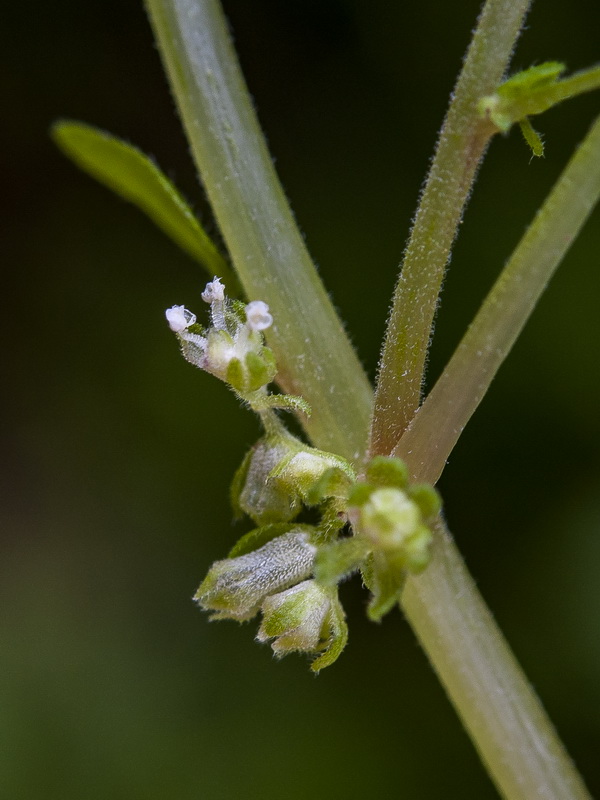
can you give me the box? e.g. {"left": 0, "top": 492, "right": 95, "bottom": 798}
{"left": 145, "top": 1, "right": 591, "bottom": 795}
{"left": 396, "top": 115, "right": 600, "bottom": 484}
{"left": 370, "top": 0, "right": 531, "bottom": 456}
{"left": 402, "top": 519, "right": 591, "bottom": 800}
{"left": 145, "top": 0, "right": 372, "bottom": 462}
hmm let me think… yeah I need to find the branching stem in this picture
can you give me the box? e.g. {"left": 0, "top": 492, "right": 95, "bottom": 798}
{"left": 396, "top": 115, "right": 600, "bottom": 483}
{"left": 145, "top": 1, "right": 592, "bottom": 796}
{"left": 370, "top": 0, "right": 531, "bottom": 456}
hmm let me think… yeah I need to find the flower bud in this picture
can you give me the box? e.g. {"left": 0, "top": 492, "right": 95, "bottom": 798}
{"left": 235, "top": 429, "right": 355, "bottom": 525}
{"left": 257, "top": 580, "right": 348, "bottom": 671}
{"left": 359, "top": 487, "right": 421, "bottom": 551}
{"left": 195, "top": 530, "right": 316, "bottom": 621}
{"left": 351, "top": 486, "right": 435, "bottom": 620}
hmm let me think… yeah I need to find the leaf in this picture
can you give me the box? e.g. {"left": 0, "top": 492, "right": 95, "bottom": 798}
{"left": 479, "top": 62, "right": 600, "bottom": 143}
{"left": 51, "top": 120, "right": 237, "bottom": 288}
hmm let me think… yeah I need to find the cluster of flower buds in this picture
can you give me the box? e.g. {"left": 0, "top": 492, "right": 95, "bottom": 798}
{"left": 167, "top": 280, "right": 441, "bottom": 670}
{"left": 315, "top": 456, "right": 441, "bottom": 621}
{"left": 200, "top": 416, "right": 355, "bottom": 670}
{"left": 166, "top": 278, "right": 277, "bottom": 398}
{"left": 195, "top": 526, "right": 348, "bottom": 672}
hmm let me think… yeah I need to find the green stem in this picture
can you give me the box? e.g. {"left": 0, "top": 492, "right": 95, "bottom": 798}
{"left": 395, "top": 116, "right": 600, "bottom": 484}
{"left": 402, "top": 519, "right": 591, "bottom": 800}
{"left": 370, "top": 0, "right": 531, "bottom": 456}
{"left": 145, "top": 1, "right": 591, "bottom": 796}
{"left": 144, "top": 0, "right": 372, "bottom": 462}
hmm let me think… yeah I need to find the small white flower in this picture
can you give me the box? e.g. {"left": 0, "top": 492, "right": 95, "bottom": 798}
{"left": 165, "top": 305, "right": 196, "bottom": 332}
{"left": 245, "top": 300, "right": 273, "bottom": 331}
{"left": 201, "top": 277, "right": 225, "bottom": 304}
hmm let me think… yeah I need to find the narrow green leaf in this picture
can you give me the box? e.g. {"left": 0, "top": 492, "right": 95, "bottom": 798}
{"left": 369, "top": 0, "right": 531, "bottom": 456}
{"left": 51, "top": 120, "right": 237, "bottom": 288}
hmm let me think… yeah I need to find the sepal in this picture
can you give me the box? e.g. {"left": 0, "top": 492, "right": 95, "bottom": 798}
{"left": 236, "top": 433, "right": 304, "bottom": 524}
{"left": 366, "top": 552, "right": 406, "bottom": 622}
{"left": 314, "top": 536, "right": 371, "bottom": 587}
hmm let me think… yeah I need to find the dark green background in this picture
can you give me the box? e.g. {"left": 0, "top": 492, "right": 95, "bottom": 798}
{"left": 3, "top": 2, "right": 600, "bottom": 797}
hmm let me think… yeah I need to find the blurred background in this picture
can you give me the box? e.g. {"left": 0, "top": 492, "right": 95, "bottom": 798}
{"left": 2, "top": 1, "right": 600, "bottom": 797}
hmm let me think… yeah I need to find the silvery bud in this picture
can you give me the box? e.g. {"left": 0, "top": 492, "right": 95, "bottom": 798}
{"left": 234, "top": 429, "right": 355, "bottom": 525}
{"left": 195, "top": 530, "right": 317, "bottom": 621}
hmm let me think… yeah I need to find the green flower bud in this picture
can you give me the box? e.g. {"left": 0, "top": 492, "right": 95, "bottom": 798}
{"left": 257, "top": 580, "right": 348, "bottom": 671}
{"left": 351, "top": 486, "right": 436, "bottom": 619}
{"left": 359, "top": 487, "right": 421, "bottom": 551}
{"left": 235, "top": 427, "right": 355, "bottom": 526}
{"left": 236, "top": 434, "right": 303, "bottom": 524}
{"left": 195, "top": 530, "right": 316, "bottom": 621}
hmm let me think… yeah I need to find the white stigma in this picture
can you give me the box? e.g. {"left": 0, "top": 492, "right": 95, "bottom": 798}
{"left": 201, "top": 277, "right": 225, "bottom": 304}
{"left": 245, "top": 300, "right": 273, "bottom": 331}
{"left": 165, "top": 305, "right": 196, "bottom": 332}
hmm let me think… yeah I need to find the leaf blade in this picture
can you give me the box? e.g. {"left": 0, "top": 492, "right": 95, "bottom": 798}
{"left": 52, "top": 120, "right": 237, "bottom": 288}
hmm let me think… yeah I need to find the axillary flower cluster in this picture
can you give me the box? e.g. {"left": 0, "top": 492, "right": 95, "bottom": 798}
{"left": 166, "top": 279, "right": 441, "bottom": 671}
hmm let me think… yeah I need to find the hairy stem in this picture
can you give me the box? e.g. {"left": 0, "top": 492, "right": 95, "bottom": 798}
{"left": 402, "top": 519, "right": 591, "bottom": 800}
{"left": 146, "top": 1, "right": 591, "bottom": 796}
{"left": 396, "top": 115, "right": 600, "bottom": 483}
{"left": 370, "top": 0, "right": 531, "bottom": 456}
{"left": 145, "top": 0, "right": 372, "bottom": 461}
